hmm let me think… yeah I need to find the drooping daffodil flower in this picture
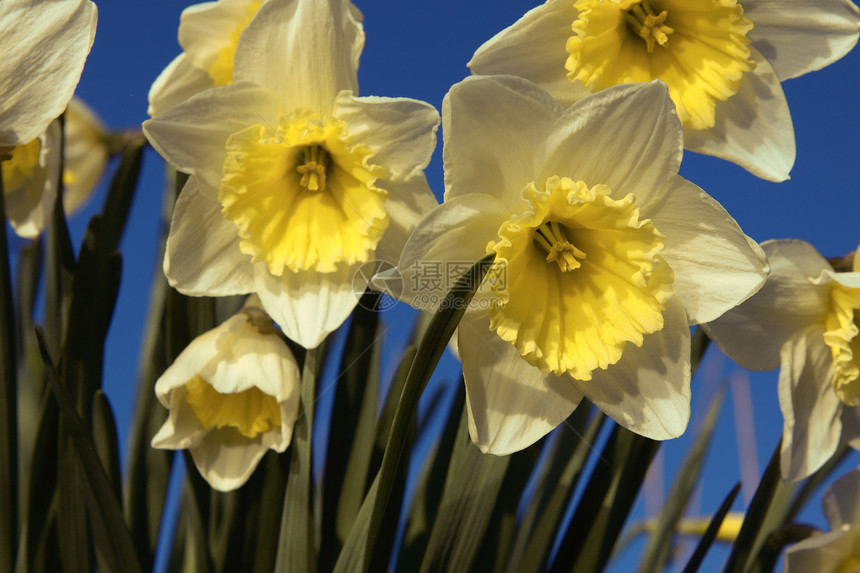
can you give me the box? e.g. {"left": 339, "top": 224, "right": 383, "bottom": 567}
{"left": 143, "top": 0, "right": 439, "bottom": 348}
{"left": 4, "top": 98, "right": 110, "bottom": 238}
{"left": 705, "top": 240, "right": 860, "bottom": 481}
{"left": 377, "top": 76, "right": 769, "bottom": 454}
{"left": 0, "top": 0, "right": 97, "bottom": 151}
{"left": 468, "top": 0, "right": 860, "bottom": 182}
{"left": 784, "top": 465, "right": 860, "bottom": 572}
{"left": 148, "top": 0, "right": 267, "bottom": 117}
{"left": 151, "top": 304, "right": 301, "bottom": 492}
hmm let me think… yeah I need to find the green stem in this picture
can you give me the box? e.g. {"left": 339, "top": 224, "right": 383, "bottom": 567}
{"left": 0, "top": 164, "right": 18, "bottom": 573}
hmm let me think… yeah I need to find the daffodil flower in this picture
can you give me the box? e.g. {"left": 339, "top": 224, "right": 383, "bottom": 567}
{"left": 380, "top": 76, "right": 768, "bottom": 454}
{"left": 705, "top": 240, "right": 860, "bottom": 481}
{"left": 63, "top": 97, "right": 110, "bottom": 215}
{"left": 143, "top": 0, "right": 440, "bottom": 348}
{"left": 151, "top": 306, "right": 301, "bottom": 492}
{"left": 3, "top": 98, "right": 109, "bottom": 238}
{"left": 148, "top": 0, "right": 267, "bottom": 117}
{"left": 468, "top": 0, "right": 860, "bottom": 182}
{"left": 784, "top": 465, "right": 860, "bottom": 572}
{"left": 0, "top": 0, "right": 97, "bottom": 151}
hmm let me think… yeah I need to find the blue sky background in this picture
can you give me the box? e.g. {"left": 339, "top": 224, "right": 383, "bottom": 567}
{"left": 16, "top": 0, "right": 859, "bottom": 570}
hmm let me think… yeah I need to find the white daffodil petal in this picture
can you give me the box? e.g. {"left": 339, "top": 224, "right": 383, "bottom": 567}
{"left": 154, "top": 314, "right": 249, "bottom": 401}
{"left": 535, "top": 81, "right": 683, "bottom": 203}
{"left": 704, "top": 239, "right": 832, "bottom": 371}
{"left": 234, "top": 0, "right": 364, "bottom": 115}
{"left": 823, "top": 466, "right": 860, "bottom": 529}
{"left": 745, "top": 0, "right": 860, "bottom": 80}
{"left": 164, "top": 178, "right": 254, "bottom": 296}
{"left": 684, "top": 49, "right": 794, "bottom": 182}
{"left": 190, "top": 428, "right": 270, "bottom": 491}
{"left": 0, "top": 0, "right": 97, "bottom": 147}
{"left": 778, "top": 327, "right": 842, "bottom": 482}
{"left": 4, "top": 121, "right": 61, "bottom": 238}
{"left": 373, "top": 175, "right": 439, "bottom": 266}
{"left": 468, "top": 0, "right": 591, "bottom": 107}
{"left": 385, "top": 194, "right": 509, "bottom": 312}
{"left": 334, "top": 92, "right": 440, "bottom": 182}
{"left": 645, "top": 175, "right": 768, "bottom": 324}
{"left": 151, "top": 388, "right": 209, "bottom": 450}
{"left": 254, "top": 263, "right": 360, "bottom": 349}
{"left": 147, "top": 54, "right": 215, "bottom": 117}
{"left": 458, "top": 317, "right": 583, "bottom": 455}
{"left": 575, "top": 297, "right": 691, "bottom": 440}
{"left": 442, "top": 75, "right": 563, "bottom": 206}
{"left": 205, "top": 328, "right": 301, "bottom": 401}
{"left": 179, "top": 0, "right": 259, "bottom": 71}
{"left": 142, "top": 82, "right": 284, "bottom": 195}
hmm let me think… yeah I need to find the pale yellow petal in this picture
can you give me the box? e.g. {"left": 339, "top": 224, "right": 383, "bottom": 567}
{"left": 458, "top": 316, "right": 582, "bottom": 455}
{"left": 0, "top": 0, "right": 97, "bottom": 146}
{"left": 778, "top": 327, "right": 842, "bottom": 482}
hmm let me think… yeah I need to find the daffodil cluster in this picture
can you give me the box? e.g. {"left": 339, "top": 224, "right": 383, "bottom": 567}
{"left": 140, "top": 0, "right": 860, "bottom": 492}
{"left": 5, "top": 0, "right": 860, "bottom": 568}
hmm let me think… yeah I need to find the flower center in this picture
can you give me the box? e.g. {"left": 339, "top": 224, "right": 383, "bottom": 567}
{"left": 2, "top": 138, "right": 41, "bottom": 194}
{"left": 184, "top": 375, "right": 281, "bottom": 439}
{"left": 486, "top": 176, "right": 673, "bottom": 379}
{"left": 533, "top": 221, "right": 587, "bottom": 272}
{"left": 207, "top": 0, "right": 263, "bottom": 86}
{"left": 625, "top": 2, "right": 673, "bottom": 53}
{"left": 566, "top": 0, "right": 755, "bottom": 130}
{"left": 219, "top": 109, "right": 388, "bottom": 275}
{"left": 296, "top": 145, "right": 330, "bottom": 192}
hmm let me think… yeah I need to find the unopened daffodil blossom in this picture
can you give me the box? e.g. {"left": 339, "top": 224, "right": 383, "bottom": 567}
{"left": 468, "top": 0, "right": 860, "bottom": 182}
{"left": 705, "top": 240, "right": 860, "bottom": 481}
{"left": 379, "top": 76, "right": 768, "bottom": 454}
{"left": 151, "top": 305, "right": 301, "bottom": 492}
{"left": 4, "top": 98, "right": 110, "bottom": 238}
{"left": 0, "top": 0, "right": 97, "bottom": 152}
{"left": 148, "top": 0, "right": 267, "bottom": 117}
{"left": 143, "top": 0, "right": 439, "bottom": 348}
{"left": 784, "top": 465, "right": 860, "bottom": 572}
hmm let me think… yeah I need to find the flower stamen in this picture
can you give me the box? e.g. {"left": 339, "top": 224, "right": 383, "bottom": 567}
{"left": 626, "top": 2, "right": 674, "bottom": 53}
{"left": 534, "top": 220, "right": 586, "bottom": 272}
{"left": 296, "top": 145, "right": 330, "bottom": 191}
